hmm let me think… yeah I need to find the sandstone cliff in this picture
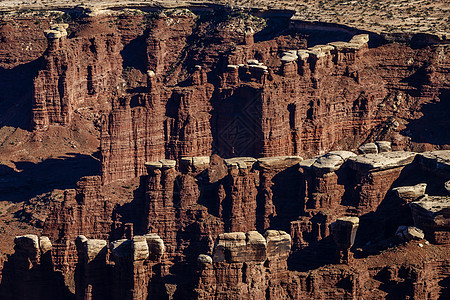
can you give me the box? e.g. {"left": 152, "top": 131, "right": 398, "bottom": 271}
{"left": 1, "top": 6, "right": 450, "bottom": 300}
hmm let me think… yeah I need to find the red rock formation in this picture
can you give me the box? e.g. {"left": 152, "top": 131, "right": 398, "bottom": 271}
{"left": 42, "top": 176, "right": 115, "bottom": 274}
{"left": 194, "top": 230, "right": 292, "bottom": 299}
{"left": 221, "top": 159, "right": 260, "bottom": 232}
{"left": 100, "top": 91, "right": 166, "bottom": 184}
{"left": 2, "top": 7, "right": 450, "bottom": 300}
{"left": 42, "top": 12, "right": 444, "bottom": 185}
{"left": 32, "top": 17, "right": 123, "bottom": 130}
{"left": 2, "top": 148, "right": 450, "bottom": 299}
{"left": 146, "top": 10, "right": 196, "bottom": 77}
{"left": 0, "top": 235, "right": 71, "bottom": 299}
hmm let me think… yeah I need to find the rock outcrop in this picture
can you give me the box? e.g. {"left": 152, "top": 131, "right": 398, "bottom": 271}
{"left": 395, "top": 225, "right": 425, "bottom": 242}
{"left": 331, "top": 217, "right": 359, "bottom": 263}
{"left": 194, "top": 230, "right": 291, "bottom": 299}
{"left": 392, "top": 183, "right": 427, "bottom": 202}
{"left": 0, "top": 235, "right": 71, "bottom": 299}
{"left": 32, "top": 17, "right": 123, "bottom": 130}
{"left": 0, "top": 233, "right": 165, "bottom": 300}
{"left": 96, "top": 14, "right": 450, "bottom": 183}
{"left": 75, "top": 234, "right": 165, "bottom": 300}
{"left": 411, "top": 196, "right": 450, "bottom": 244}
{"left": 1, "top": 6, "right": 450, "bottom": 300}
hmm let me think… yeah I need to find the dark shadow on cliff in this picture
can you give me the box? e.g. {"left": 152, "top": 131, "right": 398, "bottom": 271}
{"left": 375, "top": 265, "right": 418, "bottom": 300}
{"left": 352, "top": 160, "right": 448, "bottom": 257}
{"left": 253, "top": 16, "right": 294, "bottom": 43}
{"left": 390, "top": 159, "right": 449, "bottom": 195}
{"left": 0, "top": 58, "right": 42, "bottom": 130}
{"left": 210, "top": 86, "right": 264, "bottom": 158}
{"left": 265, "top": 165, "right": 303, "bottom": 232}
{"left": 253, "top": 16, "right": 384, "bottom": 48}
{"left": 121, "top": 30, "right": 149, "bottom": 73}
{"left": 110, "top": 176, "right": 147, "bottom": 239}
{"left": 0, "top": 251, "right": 74, "bottom": 299}
{"left": 0, "top": 153, "right": 100, "bottom": 203}
{"left": 439, "top": 275, "right": 450, "bottom": 299}
{"left": 287, "top": 236, "right": 337, "bottom": 272}
{"left": 400, "top": 89, "right": 450, "bottom": 146}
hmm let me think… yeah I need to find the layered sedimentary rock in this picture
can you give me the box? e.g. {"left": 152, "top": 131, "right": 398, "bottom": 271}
{"left": 1, "top": 150, "right": 450, "bottom": 299}
{"left": 75, "top": 234, "right": 165, "bottom": 300}
{"left": 194, "top": 230, "right": 292, "bottom": 299}
{"left": 32, "top": 17, "right": 123, "bottom": 130}
{"left": 411, "top": 195, "right": 450, "bottom": 244}
{"left": 23, "top": 8, "right": 449, "bottom": 183}
{"left": 0, "top": 233, "right": 165, "bottom": 300}
{"left": 2, "top": 6, "right": 450, "bottom": 299}
{"left": 0, "top": 235, "right": 71, "bottom": 299}
{"left": 100, "top": 17, "right": 450, "bottom": 184}
{"left": 42, "top": 176, "right": 115, "bottom": 273}
{"left": 331, "top": 217, "right": 359, "bottom": 263}
{"left": 347, "top": 151, "right": 417, "bottom": 212}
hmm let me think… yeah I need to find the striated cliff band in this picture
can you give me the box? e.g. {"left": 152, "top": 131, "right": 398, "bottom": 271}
{"left": 0, "top": 3, "right": 449, "bottom": 300}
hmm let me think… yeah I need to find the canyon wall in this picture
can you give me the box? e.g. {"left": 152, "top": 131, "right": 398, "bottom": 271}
{"left": 12, "top": 148, "right": 447, "bottom": 298}
{"left": 0, "top": 6, "right": 450, "bottom": 300}
{"left": 32, "top": 16, "right": 123, "bottom": 130}
{"left": 16, "top": 7, "right": 448, "bottom": 184}
{"left": 99, "top": 23, "right": 449, "bottom": 183}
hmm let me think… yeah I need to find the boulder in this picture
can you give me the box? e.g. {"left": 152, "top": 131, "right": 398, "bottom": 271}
{"left": 197, "top": 254, "right": 213, "bottom": 266}
{"left": 410, "top": 196, "right": 450, "bottom": 227}
{"left": 212, "top": 231, "right": 273, "bottom": 263}
{"left": 39, "top": 236, "right": 52, "bottom": 254}
{"left": 308, "top": 49, "right": 326, "bottom": 59}
{"left": 312, "top": 151, "right": 356, "bottom": 173}
{"left": 347, "top": 151, "right": 416, "bottom": 173}
{"left": 180, "top": 156, "right": 211, "bottom": 171}
{"left": 145, "top": 159, "right": 176, "bottom": 171}
{"left": 281, "top": 55, "right": 297, "bottom": 63}
{"left": 358, "top": 143, "right": 378, "bottom": 154}
{"left": 395, "top": 226, "right": 424, "bottom": 241}
{"left": 193, "top": 156, "right": 211, "bottom": 168}
{"left": 213, "top": 232, "right": 247, "bottom": 263}
{"left": 44, "top": 29, "right": 63, "bottom": 39}
{"left": 349, "top": 34, "right": 369, "bottom": 45}
{"left": 257, "top": 156, "right": 302, "bottom": 170}
{"left": 375, "top": 141, "right": 392, "bottom": 153}
{"left": 298, "top": 157, "right": 318, "bottom": 169}
{"left": 328, "top": 41, "right": 362, "bottom": 51}
{"left": 416, "top": 150, "right": 450, "bottom": 175}
{"left": 247, "top": 59, "right": 259, "bottom": 65}
{"left": 84, "top": 239, "right": 108, "bottom": 262}
{"left": 446, "top": 180, "right": 450, "bottom": 195}
{"left": 145, "top": 161, "right": 163, "bottom": 171}
{"left": 110, "top": 239, "right": 132, "bottom": 259}
{"left": 392, "top": 183, "right": 427, "bottom": 201}
{"left": 14, "top": 234, "right": 40, "bottom": 256}
{"left": 144, "top": 233, "right": 165, "bottom": 258}
{"left": 249, "top": 64, "right": 268, "bottom": 71}
{"left": 160, "top": 159, "right": 177, "bottom": 169}
{"left": 246, "top": 231, "right": 267, "bottom": 261}
{"left": 308, "top": 44, "right": 334, "bottom": 54}
{"left": 297, "top": 49, "right": 309, "bottom": 60}
{"left": 224, "top": 157, "right": 257, "bottom": 169}
{"left": 330, "top": 217, "right": 359, "bottom": 249}
{"left": 264, "top": 230, "right": 291, "bottom": 259}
